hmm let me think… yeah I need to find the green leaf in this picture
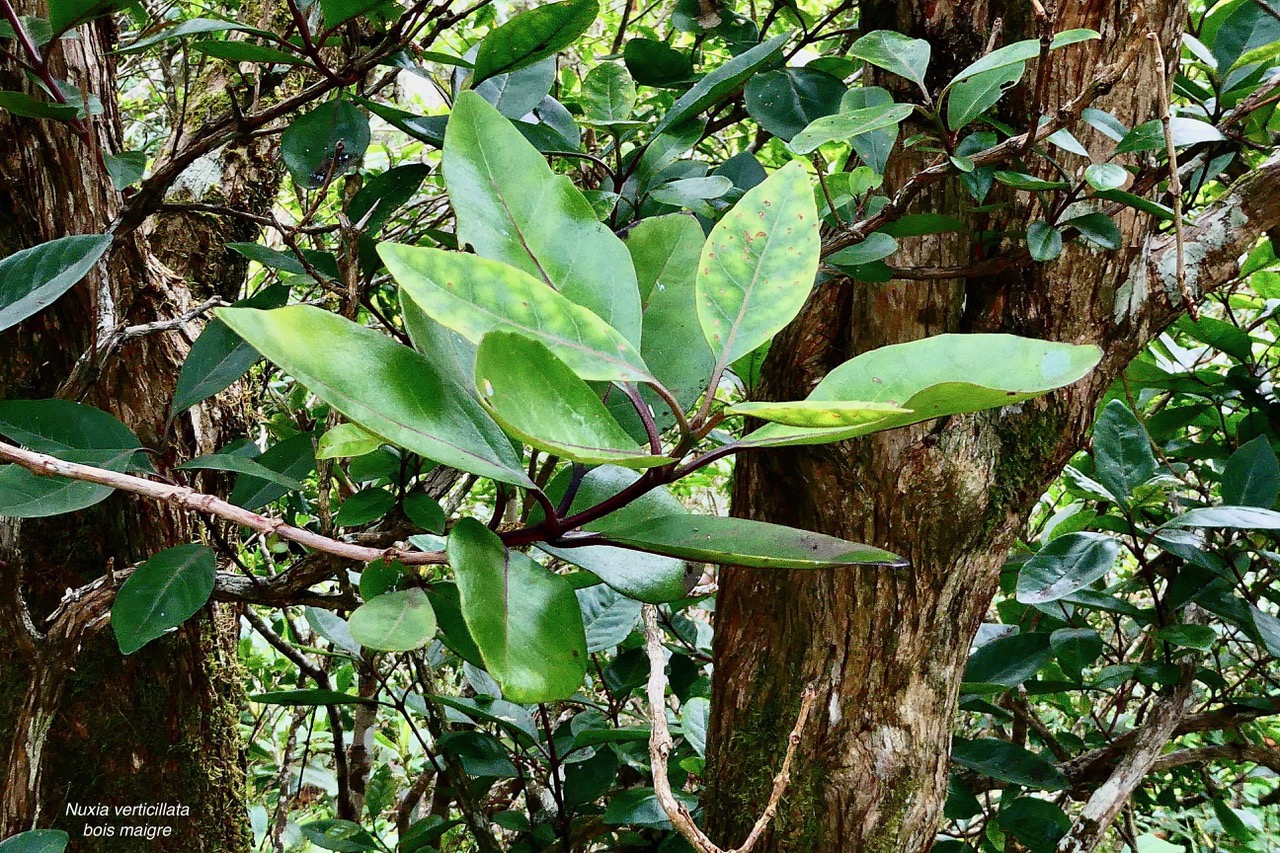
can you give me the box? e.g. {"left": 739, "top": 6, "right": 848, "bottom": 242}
{"left": 951, "top": 29, "right": 1097, "bottom": 82}
{"left": 849, "top": 30, "right": 931, "bottom": 91}
{"left": 788, "top": 102, "right": 914, "bottom": 155}
{"left": 651, "top": 33, "right": 789, "bottom": 136}
{"left": 1016, "top": 532, "right": 1121, "bottom": 604}
{"left": 47, "top": 0, "right": 129, "bottom": 34}
{"left": 0, "top": 234, "right": 112, "bottom": 332}
{"left": 582, "top": 62, "right": 637, "bottom": 124}
{"left": 952, "top": 737, "right": 1067, "bottom": 790}
{"left": 946, "top": 62, "right": 1025, "bottom": 130}
{"left": 740, "top": 334, "right": 1101, "bottom": 449}
{"left": 475, "top": 57, "right": 557, "bottom": 119}
{"left": 726, "top": 400, "right": 910, "bottom": 428}
{"left": 335, "top": 488, "right": 395, "bottom": 527}
{"left": 1114, "top": 118, "right": 1224, "bottom": 155}
{"left": 1027, "top": 221, "right": 1063, "bottom": 262}
{"left": 1000, "top": 797, "right": 1070, "bottom": 853}
{"left": 0, "top": 91, "right": 78, "bottom": 120}
{"left": 178, "top": 453, "right": 305, "bottom": 491}
{"left": 316, "top": 422, "right": 383, "bottom": 459}
{"left": 1212, "top": 0, "right": 1280, "bottom": 70}
{"left": 1222, "top": 435, "right": 1279, "bottom": 508}
{"left": 624, "top": 38, "right": 694, "bottom": 87}
{"left": 300, "top": 819, "right": 380, "bottom": 852}
{"left": 229, "top": 432, "right": 316, "bottom": 509}
{"left": 1157, "top": 623, "right": 1217, "bottom": 651}
{"left": 995, "top": 171, "right": 1070, "bottom": 191}
{"left": 826, "top": 232, "right": 899, "bottom": 267}
{"left": 111, "top": 545, "right": 217, "bottom": 655}
{"left": 404, "top": 493, "right": 446, "bottom": 534}
{"left": 626, "top": 215, "right": 715, "bottom": 416}
{"left": 963, "top": 631, "right": 1052, "bottom": 690}
{"left": 1065, "top": 212, "right": 1122, "bottom": 251}
{"left": 1162, "top": 505, "right": 1280, "bottom": 530}
{"left": 745, "top": 67, "right": 846, "bottom": 141}
{"left": 347, "top": 164, "right": 431, "bottom": 236}
{"left": 0, "top": 831, "right": 69, "bottom": 853}
{"left": 170, "top": 283, "right": 289, "bottom": 416}
{"left": 599, "top": 514, "right": 905, "bottom": 569}
{"left": 103, "top": 150, "right": 146, "bottom": 189}
{"left": 1092, "top": 188, "right": 1176, "bottom": 222}
{"left": 475, "top": 332, "right": 667, "bottom": 468}
{"left": 382, "top": 245, "right": 651, "bottom": 383}
{"left": 281, "top": 100, "right": 370, "bottom": 188}
{"left": 318, "top": 0, "right": 390, "bottom": 29}
{"left": 447, "top": 519, "right": 587, "bottom": 703}
{"left": 1092, "top": 400, "right": 1158, "bottom": 505}
{"left": 218, "top": 305, "right": 530, "bottom": 487}
{"left": 348, "top": 588, "right": 438, "bottom": 651}
{"left": 192, "top": 39, "right": 308, "bottom": 65}
{"left": 442, "top": 91, "right": 641, "bottom": 342}
{"left": 577, "top": 585, "right": 643, "bottom": 653}
{"left": 116, "top": 18, "right": 276, "bottom": 54}
{"left": 537, "top": 465, "right": 691, "bottom": 603}
{"left": 603, "top": 787, "right": 698, "bottom": 830}
{"left": 1051, "top": 628, "right": 1103, "bottom": 682}
{"left": 1083, "top": 163, "right": 1128, "bottom": 191}
{"left": 697, "top": 160, "right": 819, "bottom": 370}
{"left": 250, "top": 689, "right": 374, "bottom": 706}
{"left": 425, "top": 582, "right": 484, "bottom": 665}
{"left": 471, "top": 0, "right": 598, "bottom": 84}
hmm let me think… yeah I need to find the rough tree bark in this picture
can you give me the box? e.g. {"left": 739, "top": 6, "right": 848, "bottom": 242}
{"left": 0, "top": 9, "right": 279, "bottom": 849}
{"left": 706, "top": 2, "right": 1280, "bottom": 851}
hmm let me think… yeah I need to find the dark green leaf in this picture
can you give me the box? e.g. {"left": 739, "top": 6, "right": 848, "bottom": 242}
{"left": 963, "top": 631, "right": 1052, "bottom": 690}
{"left": 581, "top": 62, "right": 637, "bottom": 123}
{"left": 103, "top": 150, "right": 146, "bottom": 189}
{"left": 1026, "top": 221, "right": 1063, "bottom": 262}
{"left": 1223, "top": 435, "right": 1279, "bottom": 507}
{"left": 251, "top": 689, "right": 375, "bottom": 706}
{"left": 335, "top": 487, "right": 396, "bottom": 527}
{"left": 229, "top": 432, "right": 315, "bottom": 510}
{"left": 826, "top": 232, "right": 898, "bottom": 267}
{"left": 1017, "top": 533, "right": 1120, "bottom": 604}
{"left": 1114, "top": 118, "right": 1224, "bottom": 155}
{"left": 849, "top": 30, "right": 930, "bottom": 90}
{"left": 348, "top": 164, "right": 430, "bottom": 236}
{"left": 178, "top": 453, "right": 305, "bottom": 491}
{"left": 952, "top": 737, "right": 1067, "bottom": 790}
{"left": 652, "top": 33, "right": 788, "bottom": 136}
{"left": 471, "top": 0, "right": 598, "bottom": 84}
{"left": 0, "top": 831, "right": 69, "bottom": 853}
{"left": 946, "top": 62, "right": 1024, "bottom": 130}
{"left": 1065, "top": 212, "right": 1122, "bottom": 250}
{"left": 1051, "top": 628, "right": 1103, "bottom": 682}
{"left": 1162, "top": 505, "right": 1280, "bottom": 530}
{"left": 603, "top": 787, "right": 698, "bottom": 830}
{"left": 281, "top": 100, "right": 370, "bottom": 188}
{"left": 623, "top": 38, "right": 695, "bottom": 87}
{"left": 0, "top": 234, "right": 112, "bottom": 332}
{"left": 299, "top": 819, "right": 380, "bottom": 852}
{"left": 192, "top": 39, "right": 308, "bottom": 65}
{"left": 112, "top": 545, "right": 217, "bottom": 654}
{"left": 404, "top": 492, "right": 446, "bottom": 534}
{"left": 745, "top": 67, "right": 845, "bottom": 141}
{"left": 999, "top": 797, "right": 1070, "bottom": 853}
{"left": 1092, "top": 400, "right": 1158, "bottom": 505}
{"left": 1083, "top": 163, "right": 1128, "bottom": 191}
{"left": 0, "top": 91, "right": 78, "bottom": 120}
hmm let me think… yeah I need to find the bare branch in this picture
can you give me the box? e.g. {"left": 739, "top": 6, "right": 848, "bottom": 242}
{"left": 1147, "top": 32, "right": 1198, "bottom": 320}
{"left": 642, "top": 605, "right": 815, "bottom": 853}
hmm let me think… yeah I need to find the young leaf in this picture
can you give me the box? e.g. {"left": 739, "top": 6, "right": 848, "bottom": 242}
{"left": 380, "top": 244, "right": 653, "bottom": 383}
{"left": 475, "top": 331, "right": 668, "bottom": 468}
{"left": 0, "top": 234, "right": 112, "bottom": 332}
{"left": 348, "top": 588, "right": 438, "bottom": 652}
{"left": 740, "top": 334, "right": 1101, "bottom": 449}
{"left": 1016, "top": 532, "right": 1121, "bottom": 604}
{"left": 447, "top": 519, "right": 587, "bottom": 703}
{"left": 951, "top": 29, "right": 1097, "bottom": 82}
{"left": 849, "top": 30, "right": 931, "bottom": 91}
{"left": 788, "top": 102, "right": 914, "bottom": 156}
{"left": 442, "top": 91, "right": 641, "bottom": 342}
{"left": 316, "top": 422, "right": 383, "bottom": 459}
{"left": 599, "top": 514, "right": 906, "bottom": 569}
{"left": 218, "top": 305, "right": 531, "bottom": 487}
{"left": 471, "top": 0, "right": 598, "bottom": 84}
{"left": 696, "top": 160, "right": 820, "bottom": 371}
{"left": 112, "top": 545, "right": 217, "bottom": 654}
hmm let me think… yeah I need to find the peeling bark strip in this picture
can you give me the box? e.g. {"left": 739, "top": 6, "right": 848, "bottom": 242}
{"left": 704, "top": 2, "right": 1280, "bottom": 851}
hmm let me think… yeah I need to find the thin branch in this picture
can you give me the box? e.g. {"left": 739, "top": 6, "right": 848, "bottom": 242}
{"left": 1147, "top": 32, "right": 1198, "bottom": 321}
{"left": 642, "top": 605, "right": 815, "bottom": 853}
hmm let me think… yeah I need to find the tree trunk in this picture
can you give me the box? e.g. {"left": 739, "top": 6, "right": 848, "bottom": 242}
{"left": 0, "top": 11, "right": 278, "bottom": 849}
{"left": 705, "top": 3, "right": 1199, "bottom": 850}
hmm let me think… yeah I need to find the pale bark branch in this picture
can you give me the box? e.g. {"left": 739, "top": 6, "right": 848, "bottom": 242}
{"left": 1151, "top": 742, "right": 1280, "bottom": 775}
{"left": 642, "top": 605, "right": 815, "bottom": 853}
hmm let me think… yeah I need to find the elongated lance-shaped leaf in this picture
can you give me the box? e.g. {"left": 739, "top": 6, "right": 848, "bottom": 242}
{"left": 475, "top": 331, "right": 669, "bottom": 468}
{"left": 726, "top": 400, "right": 911, "bottom": 428}
{"left": 0, "top": 234, "right": 112, "bottom": 332}
{"left": 112, "top": 545, "right": 217, "bottom": 654}
{"left": 218, "top": 305, "right": 531, "bottom": 487}
{"left": 740, "top": 334, "right": 1101, "bottom": 449}
{"left": 447, "top": 519, "right": 587, "bottom": 703}
{"left": 652, "top": 34, "right": 789, "bottom": 137}
{"left": 696, "top": 160, "right": 820, "bottom": 373}
{"left": 599, "top": 514, "right": 906, "bottom": 569}
{"left": 789, "top": 102, "right": 914, "bottom": 155}
{"left": 442, "top": 91, "right": 641, "bottom": 343}
{"left": 380, "top": 243, "right": 654, "bottom": 383}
